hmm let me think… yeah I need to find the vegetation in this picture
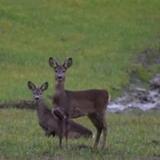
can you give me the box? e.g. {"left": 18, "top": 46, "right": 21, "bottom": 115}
{"left": 0, "top": 109, "right": 160, "bottom": 160}
{"left": 0, "top": 0, "right": 160, "bottom": 101}
{"left": 0, "top": 0, "right": 160, "bottom": 159}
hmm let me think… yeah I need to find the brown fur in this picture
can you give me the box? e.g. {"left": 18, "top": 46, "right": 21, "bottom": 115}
{"left": 27, "top": 81, "right": 92, "bottom": 148}
{"left": 49, "top": 57, "right": 109, "bottom": 149}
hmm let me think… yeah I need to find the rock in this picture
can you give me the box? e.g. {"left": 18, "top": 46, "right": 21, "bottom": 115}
{"left": 154, "top": 102, "right": 160, "bottom": 109}
{"left": 150, "top": 74, "right": 160, "bottom": 89}
{"left": 137, "top": 48, "right": 160, "bottom": 66}
{"left": 108, "top": 75, "right": 160, "bottom": 113}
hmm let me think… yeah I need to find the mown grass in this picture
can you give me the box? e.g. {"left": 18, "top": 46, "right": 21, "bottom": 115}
{"left": 0, "top": 109, "right": 160, "bottom": 160}
{"left": 0, "top": 0, "right": 160, "bottom": 100}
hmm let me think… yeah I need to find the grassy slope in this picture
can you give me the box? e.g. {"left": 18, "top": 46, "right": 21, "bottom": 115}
{"left": 0, "top": 1, "right": 160, "bottom": 159}
{"left": 0, "top": 109, "right": 160, "bottom": 160}
{"left": 0, "top": 0, "right": 160, "bottom": 100}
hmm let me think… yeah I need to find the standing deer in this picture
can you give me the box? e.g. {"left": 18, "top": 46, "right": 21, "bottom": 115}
{"left": 49, "top": 57, "right": 109, "bottom": 149}
{"left": 27, "top": 81, "right": 92, "bottom": 148}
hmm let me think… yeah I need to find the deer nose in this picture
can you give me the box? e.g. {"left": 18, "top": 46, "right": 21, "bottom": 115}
{"left": 57, "top": 75, "right": 63, "bottom": 80}
{"left": 34, "top": 96, "right": 40, "bottom": 100}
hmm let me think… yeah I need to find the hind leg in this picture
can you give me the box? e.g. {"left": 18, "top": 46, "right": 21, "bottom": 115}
{"left": 88, "top": 113, "right": 103, "bottom": 149}
{"left": 94, "top": 128, "right": 102, "bottom": 148}
{"left": 101, "top": 115, "right": 107, "bottom": 149}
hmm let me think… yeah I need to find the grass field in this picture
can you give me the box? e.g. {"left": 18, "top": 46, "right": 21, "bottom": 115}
{"left": 0, "top": 109, "right": 160, "bottom": 160}
{"left": 0, "top": 0, "right": 160, "bottom": 160}
{"left": 0, "top": 0, "right": 160, "bottom": 101}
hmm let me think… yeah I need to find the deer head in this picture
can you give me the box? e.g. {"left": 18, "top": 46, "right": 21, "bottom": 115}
{"left": 27, "top": 81, "right": 48, "bottom": 101}
{"left": 48, "top": 57, "right": 72, "bottom": 83}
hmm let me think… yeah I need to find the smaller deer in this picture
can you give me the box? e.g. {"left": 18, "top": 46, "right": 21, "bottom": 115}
{"left": 27, "top": 81, "right": 92, "bottom": 148}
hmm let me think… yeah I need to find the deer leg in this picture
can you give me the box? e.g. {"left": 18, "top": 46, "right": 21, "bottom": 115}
{"left": 58, "top": 134, "right": 63, "bottom": 148}
{"left": 59, "top": 120, "right": 64, "bottom": 148}
{"left": 97, "top": 112, "right": 107, "bottom": 149}
{"left": 63, "top": 116, "right": 69, "bottom": 147}
{"left": 101, "top": 117, "right": 107, "bottom": 149}
{"left": 94, "top": 128, "right": 102, "bottom": 149}
{"left": 88, "top": 113, "right": 103, "bottom": 149}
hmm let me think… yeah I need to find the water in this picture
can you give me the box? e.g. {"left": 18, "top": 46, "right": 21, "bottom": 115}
{"left": 108, "top": 89, "right": 160, "bottom": 113}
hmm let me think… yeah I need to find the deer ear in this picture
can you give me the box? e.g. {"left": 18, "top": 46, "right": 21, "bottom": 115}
{"left": 40, "top": 82, "right": 48, "bottom": 91}
{"left": 27, "top": 81, "right": 36, "bottom": 90}
{"left": 63, "top": 57, "right": 72, "bottom": 69}
{"left": 49, "top": 57, "right": 58, "bottom": 69}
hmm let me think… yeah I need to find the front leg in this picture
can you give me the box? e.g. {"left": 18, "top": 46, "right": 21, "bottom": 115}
{"left": 52, "top": 107, "right": 65, "bottom": 120}
{"left": 53, "top": 108, "right": 69, "bottom": 147}
{"left": 51, "top": 105, "right": 69, "bottom": 147}
{"left": 63, "top": 116, "right": 69, "bottom": 147}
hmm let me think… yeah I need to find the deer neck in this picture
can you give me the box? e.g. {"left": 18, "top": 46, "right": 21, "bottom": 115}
{"left": 35, "top": 99, "right": 47, "bottom": 118}
{"left": 55, "top": 81, "right": 65, "bottom": 95}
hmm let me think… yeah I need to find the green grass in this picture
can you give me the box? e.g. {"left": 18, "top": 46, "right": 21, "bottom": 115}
{"left": 0, "top": 109, "right": 160, "bottom": 160}
{"left": 0, "top": 1, "right": 160, "bottom": 159}
{"left": 0, "top": 0, "right": 160, "bottom": 100}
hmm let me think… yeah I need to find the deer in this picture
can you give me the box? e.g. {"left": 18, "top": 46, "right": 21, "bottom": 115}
{"left": 49, "top": 57, "right": 109, "bottom": 149}
{"left": 27, "top": 81, "right": 93, "bottom": 148}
